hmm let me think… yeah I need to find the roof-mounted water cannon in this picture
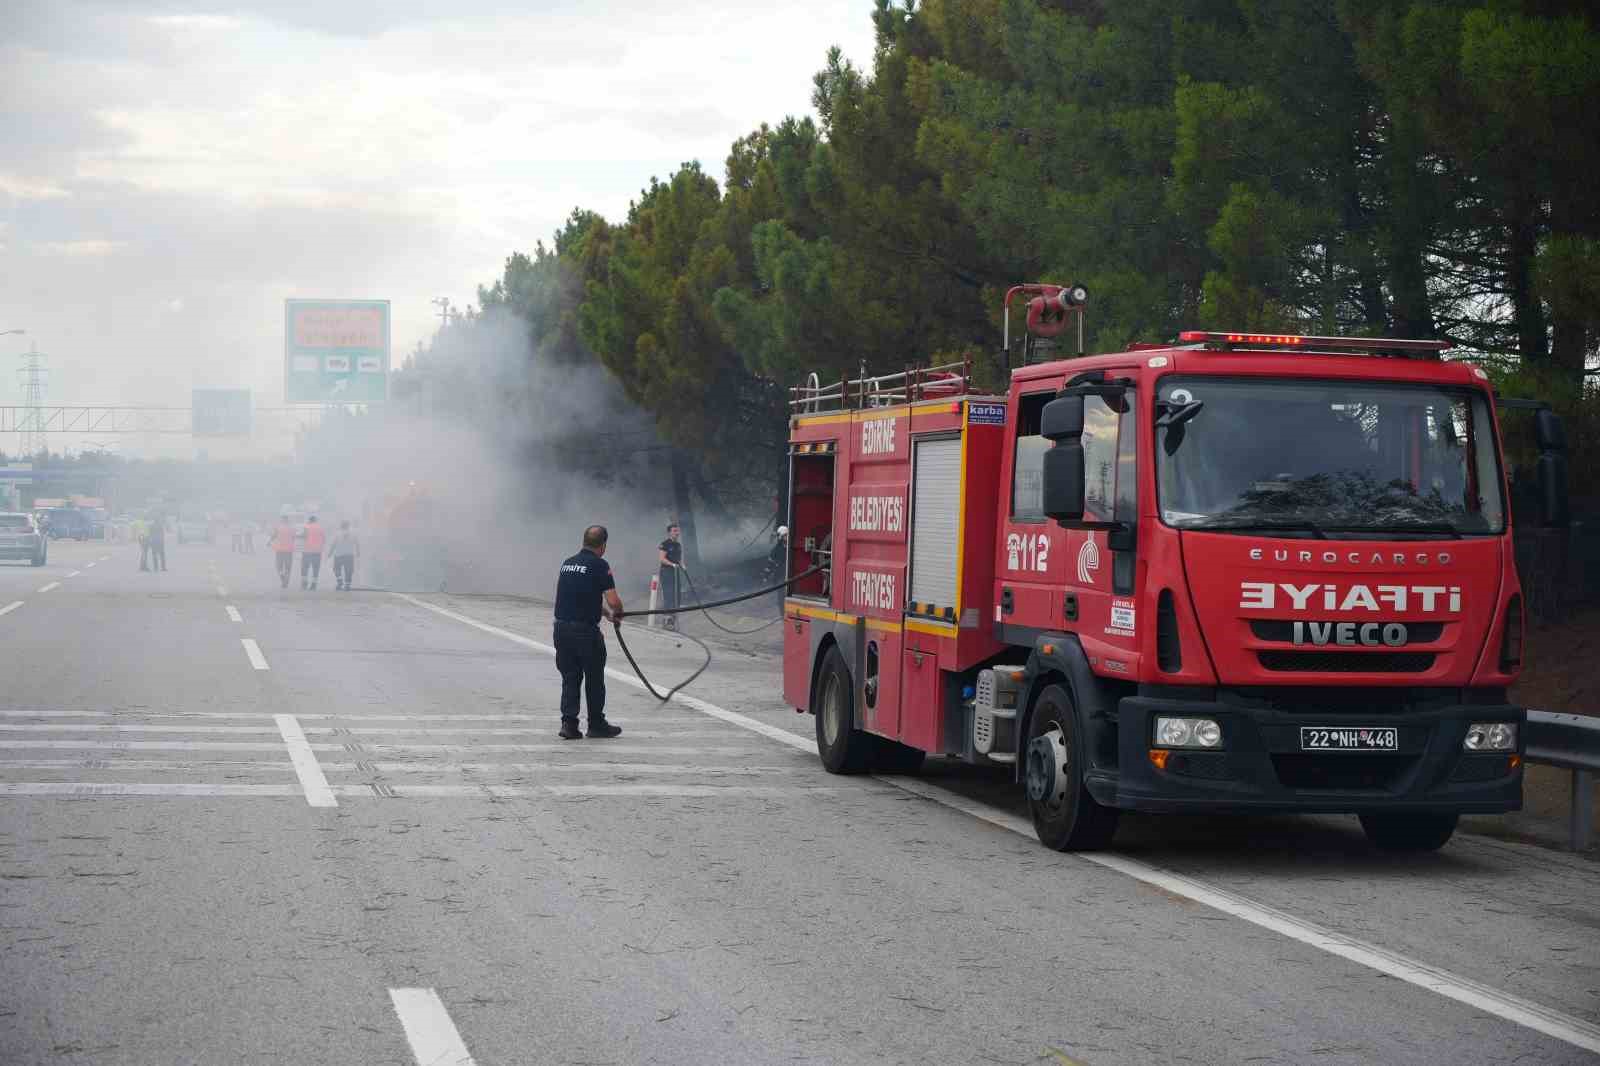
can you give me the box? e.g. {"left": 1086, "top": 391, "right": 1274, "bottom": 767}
{"left": 1003, "top": 283, "right": 1089, "bottom": 366}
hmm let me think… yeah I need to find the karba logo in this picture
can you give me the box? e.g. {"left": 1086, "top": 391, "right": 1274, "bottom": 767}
{"left": 1077, "top": 539, "right": 1100, "bottom": 583}
{"left": 860, "top": 418, "right": 897, "bottom": 455}
{"left": 1240, "top": 582, "right": 1462, "bottom": 613}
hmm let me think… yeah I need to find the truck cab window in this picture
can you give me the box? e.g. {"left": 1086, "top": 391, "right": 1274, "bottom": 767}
{"left": 1011, "top": 391, "right": 1054, "bottom": 521}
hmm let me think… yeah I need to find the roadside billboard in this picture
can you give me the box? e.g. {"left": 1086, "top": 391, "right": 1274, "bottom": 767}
{"left": 284, "top": 299, "right": 390, "bottom": 404}
{"left": 192, "top": 389, "right": 253, "bottom": 436}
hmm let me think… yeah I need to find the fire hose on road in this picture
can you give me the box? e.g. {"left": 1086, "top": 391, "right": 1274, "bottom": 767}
{"left": 613, "top": 564, "right": 824, "bottom": 701}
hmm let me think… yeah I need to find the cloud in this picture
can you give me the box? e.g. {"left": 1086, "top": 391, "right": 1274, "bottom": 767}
{"left": 0, "top": 0, "right": 878, "bottom": 454}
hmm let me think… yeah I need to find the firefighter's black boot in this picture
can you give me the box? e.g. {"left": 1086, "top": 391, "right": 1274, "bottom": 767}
{"left": 586, "top": 719, "right": 622, "bottom": 739}
{"left": 559, "top": 720, "right": 583, "bottom": 741}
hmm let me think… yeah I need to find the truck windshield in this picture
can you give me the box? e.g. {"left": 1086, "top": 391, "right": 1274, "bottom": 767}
{"left": 1157, "top": 377, "right": 1504, "bottom": 535}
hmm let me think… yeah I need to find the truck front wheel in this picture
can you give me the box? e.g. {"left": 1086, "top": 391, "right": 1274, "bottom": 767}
{"left": 1024, "top": 684, "right": 1119, "bottom": 851}
{"left": 1359, "top": 812, "right": 1458, "bottom": 852}
{"left": 814, "top": 646, "right": 876, "bottom": 774}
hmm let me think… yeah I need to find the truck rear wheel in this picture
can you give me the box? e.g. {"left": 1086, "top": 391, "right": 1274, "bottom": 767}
{"left": 814, "top": 646, "right": 875, "bottom": 774}
{"left": 1024, "top": 684, "right": 1119, "bottom": 851}
{"left": 1359, "top": 812, "right": 1458, "bottom": 852}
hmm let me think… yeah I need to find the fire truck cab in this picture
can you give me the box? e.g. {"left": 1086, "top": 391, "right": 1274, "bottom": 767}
{"left": 782, "top": 285, "right": 1571, "bottom": 853}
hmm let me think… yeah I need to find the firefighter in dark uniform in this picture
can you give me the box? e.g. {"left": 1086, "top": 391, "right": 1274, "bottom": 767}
{"left": 553, "top": 525, "right": 625, "bottom": 740}
{"left": 657, "top": 522, "right": 683, "bottom": 631}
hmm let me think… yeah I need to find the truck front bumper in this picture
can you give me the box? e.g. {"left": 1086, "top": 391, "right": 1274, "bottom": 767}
{"left": 1092, "top": 695, "right": 1524, "bottom": 814}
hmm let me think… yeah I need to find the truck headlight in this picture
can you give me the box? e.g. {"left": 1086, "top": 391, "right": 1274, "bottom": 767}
{"left": 1155, "top": 716, "right": 1223, "bottom": 749}
{"left": 1464, "top": 722, "right": 1517, "bottom": 752}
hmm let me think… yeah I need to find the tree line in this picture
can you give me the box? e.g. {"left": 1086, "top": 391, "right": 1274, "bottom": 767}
{"left": 408, "top": 0, "right": 1599, "bottom": 504}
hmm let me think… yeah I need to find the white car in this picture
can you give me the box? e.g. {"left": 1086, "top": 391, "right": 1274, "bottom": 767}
{"left": 0, "top": 513, "right": 48, "bottom": 566}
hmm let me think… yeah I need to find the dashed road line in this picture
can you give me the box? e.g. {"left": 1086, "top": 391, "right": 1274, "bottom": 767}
{"left": 389, "top": 988, "right": 477, "bottom": 1066}
{"left": 241, "top": 638, "right": 269, "bottom": 670}
{"left": 397, "top": 591, "right": 1600, "bottom": 1058}
{"left": 66, "top": 570, "right": 81, "bottom": 578}
{"left": 0, "top": 601, "right": 23, "bottom": 617}
{"left": 216, "top": 585, "right": 229, "bottom": 597}
{"left": 274, "top": 714, "right": 336, "bottom": 807}
{"left": 225, "top": 605, "right": 242, "bottom": 622}
{"left": 84, "top": 561, "right": 96, "bottom": 569}
{"left": 37, "top": 583, "right": 59, "bottom": 593}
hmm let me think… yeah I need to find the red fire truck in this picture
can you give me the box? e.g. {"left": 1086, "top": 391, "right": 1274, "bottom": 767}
{"left": 782, "top": 284, "right": 1570, "bottom": 853}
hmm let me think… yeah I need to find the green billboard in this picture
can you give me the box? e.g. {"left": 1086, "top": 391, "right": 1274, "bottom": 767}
{"left": 284, "top": 299, "right": 390, "bottom": 404}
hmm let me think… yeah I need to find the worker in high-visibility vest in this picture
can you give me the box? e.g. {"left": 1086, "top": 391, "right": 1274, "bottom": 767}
{"left": 270, "top": 512, "right": 296, "bottom": 589}
{"left": 300, "top": 515, "right": 327, "bottom": 591}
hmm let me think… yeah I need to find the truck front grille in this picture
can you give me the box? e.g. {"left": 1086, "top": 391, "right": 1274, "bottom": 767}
{"left": 1271, "top": 754, "right": 1414, "bottom": 790}
{"left": 1257, "top": 651, "right": 1435, "bottom": 674}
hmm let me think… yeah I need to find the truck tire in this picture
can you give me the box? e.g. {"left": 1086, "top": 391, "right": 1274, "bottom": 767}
{"left": 814, "top": 645, "right": 875, "bottom": 774}
{"left": 1358, "top": 812, "right": 1458, "bottom": 852}
{"left": 1024, "top": 683, "right": 1119, "bottom": 851}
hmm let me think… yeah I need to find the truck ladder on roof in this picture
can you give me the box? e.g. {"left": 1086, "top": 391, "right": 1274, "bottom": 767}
{"left": 788, "top": 356, "right": 973, "bottom": 415}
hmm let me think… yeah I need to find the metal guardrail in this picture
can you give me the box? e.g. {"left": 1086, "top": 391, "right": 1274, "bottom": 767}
{"left": 1524, "top": 711, "right": 1598, "bottom": 850}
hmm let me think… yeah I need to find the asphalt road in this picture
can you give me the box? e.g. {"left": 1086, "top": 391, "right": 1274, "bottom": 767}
{"left": 1, "top": 540, "right": 1597, "bottom": 1065}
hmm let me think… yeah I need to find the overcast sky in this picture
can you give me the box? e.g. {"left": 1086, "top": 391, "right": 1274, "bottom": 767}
{"left": 0, "top": 0, "right": 875, "bottom": 456}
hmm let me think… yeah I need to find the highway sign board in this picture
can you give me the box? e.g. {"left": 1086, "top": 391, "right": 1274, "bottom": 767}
{"left": 192, "top": 389, "right": 253, "bottom": 436}
{"left": 284, "top": 299, "right": 390, "bottom": 404}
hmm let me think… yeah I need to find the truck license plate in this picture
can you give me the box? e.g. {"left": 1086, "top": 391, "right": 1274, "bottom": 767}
{"left": 1300, "top": 726, "right": 1398, "bottom": 751}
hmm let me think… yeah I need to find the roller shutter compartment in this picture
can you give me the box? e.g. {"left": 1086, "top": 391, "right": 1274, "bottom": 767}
{"left": 909, "top": 436, "right": 961, "bottom": 614}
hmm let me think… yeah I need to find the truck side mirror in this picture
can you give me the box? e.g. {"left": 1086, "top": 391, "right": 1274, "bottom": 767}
{"left": 1040, "top": 394, "right": 1083, "bottom": 441}
{"left": 1043, "top": 441, "right": 1086, "bottom": 521}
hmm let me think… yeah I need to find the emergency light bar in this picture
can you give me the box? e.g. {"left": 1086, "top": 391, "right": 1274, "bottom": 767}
{"left": 1176, "top": 330, "right": 1451, "bottom": 358}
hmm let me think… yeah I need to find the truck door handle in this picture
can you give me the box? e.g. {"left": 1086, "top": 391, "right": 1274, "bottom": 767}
{"left": 1000, "top": 587, "right": 1014, "bottom": 615}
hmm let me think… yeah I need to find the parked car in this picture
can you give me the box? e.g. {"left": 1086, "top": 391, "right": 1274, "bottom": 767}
{"left": 0, "top": 513, "right": 48, "bottom": 566}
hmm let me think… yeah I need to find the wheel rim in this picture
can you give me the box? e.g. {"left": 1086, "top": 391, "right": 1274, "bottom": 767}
{"left": 821, "top": 671, "right": 844, "bottom": 746}
{"left": 1025, "top": 720, "right": 1070, "bottom": 810}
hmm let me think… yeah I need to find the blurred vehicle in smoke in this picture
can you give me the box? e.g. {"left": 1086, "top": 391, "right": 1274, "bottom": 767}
{"left": 365, "top": 482, "right": 446, "bottom": 591}
{"left": 42, "top": 507, "right": 93, "bottom": 541}
{"left": 0, "top": 513, "right": 48, "bottom": 566}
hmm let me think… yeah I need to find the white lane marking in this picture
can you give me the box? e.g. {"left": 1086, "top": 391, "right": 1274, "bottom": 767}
{"left": 0, "top": 759, "right": 791, "bottom": 776}
{"left": 274, "top": 714, "right": 336, "bottom": 807}
{"left": 0, "top": 759, "right": 300, "bottom": 772}
{"left": 400, "top": 593, "right": 1600, "bottom": 1057}
{"left": 99, "top": 555, "right": 110, "bottom": 561}
{"left": 0, "top": 782, "right": 827, "bottom": 799}
{"left": 84, "top": 561, "right": 95, "bottom": 569}
{"left": 66, "top": 570, "right": 81, "bottom": 577}
{"left": 0, "top": 710, "right": 709, "bottom": 723}
{"left": 225, "top": 605, "right": 242, "bottom": 623}
{"left": 389, "top": 988, "right": 477, "bottom": 1066}
{"left": 37, "top": 583, "right": 60, "bottom": 593}
{"left": 0, "top": 601, "right": 22, "bottom": 617}
{"left": 0, "top": 783, "right": 303, "bottom": 796}
{"left": 0, "top": 740, "right": 761, "bottom": 755}
{"left": 394, "top": 595, "right": 813, "bottom": 753}
{"left": 216, "top": 585, "right": 228, "bottom": 597}
{"left": 241, "top": 638, "right": 269, "bottom": 670}
{"left": 0, "top": 724, "right": 731, "bottom": 737}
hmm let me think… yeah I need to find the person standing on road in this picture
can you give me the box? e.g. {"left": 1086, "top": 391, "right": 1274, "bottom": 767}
{"left": 147, "top": 511, "right": 168, "bottom": 572}
{"left": 133, "top": 516, "right": 150, "bottom": 572}
{"left": 300, "top": 515, "right": 326, "bottom": 591}
{"left": 657, "top": 522, "right": 683, "bottom": 631}
{"left": 329, "top": 521, "right": 359, "bottom": 591}
{"left": 553, "top": 525, "right": 624, "bottom": 740}
{"left": 270, "top": 512, "right": 296, "bottom": 589}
